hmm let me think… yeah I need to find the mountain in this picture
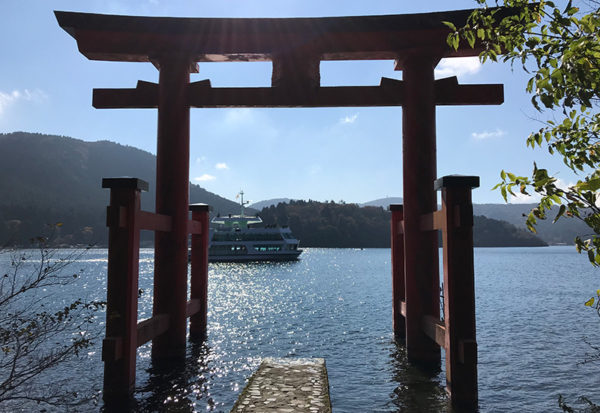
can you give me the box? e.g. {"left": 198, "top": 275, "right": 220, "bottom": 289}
{"left": 259, "top": 201, "right": 391, "bottom": 248}
{"left": 250, "top": 197, "right": 403, "bottom": 210}
{"left": 472, "top": 203, "right": 589, "bottom": 245}
{"left": 473, "top": 215, "right": 546, "bottom": 247}
{"left": 248, "top": 198, "right": 291, "bottom": 210}
{"left": 360, "top": 197, "right": 403, "bottom": 208}
{"left": 0, "top": 132, "right": 245, "bottom": 246}
{"left": 0, "top": 132, "right": 563, "bottom": 248}
{"left": 258, "top": 200, "right": 547, "bottom": 248}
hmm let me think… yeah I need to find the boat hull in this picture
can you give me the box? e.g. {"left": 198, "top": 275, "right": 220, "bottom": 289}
{"left": 208, "top": 250, "right": 302, "bottom": 263}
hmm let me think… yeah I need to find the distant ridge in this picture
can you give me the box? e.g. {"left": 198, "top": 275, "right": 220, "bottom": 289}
{"left": 0, "top": 132, "right": 249, "bottom": 246}
{"left": 0, "top": 133, "right": 578, "bottom": 248}
{"left": 360, "top": 196, "right": 587, "bottom": 245}
{"left": 257, "top": 200, "right": 546, "bottom": 248}
{"left": 472, "top": 203, "right": 589, "bottom": 245}
{"left": 360, "top": 197, "right": 403, "bottom": 208}
{"left": 248, "top": 198, "right": 291, "bottom": 210}
{"left": 250, "top": 197, "right": 404, "bottom": 210}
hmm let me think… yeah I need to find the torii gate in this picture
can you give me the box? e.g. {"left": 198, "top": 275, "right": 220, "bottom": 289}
{"left": 56, "top": 8, "right": 505, "bottom": 409}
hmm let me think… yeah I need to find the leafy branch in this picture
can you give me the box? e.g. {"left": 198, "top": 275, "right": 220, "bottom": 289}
{"left": 0, "top": 228, "right": 105, "bottom": 408}
{"left": 445, "top": 0, "right": 600, "bottom": 265}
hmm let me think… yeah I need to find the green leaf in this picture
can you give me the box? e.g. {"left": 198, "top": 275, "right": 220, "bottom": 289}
{"left": 579, "top": 178, "right": 600, "bottom": 192}
{"left": 553, "top": 204, "right": 566, "bottom": 223}
{"left": 452, "top": 34, "right": 460, "bottom": 50}
{"left": 442, "top": 21, "right": 457, "bottom": 31}
{"left": 465, "top": 30, "right": 476, "bottom": 48}
{"left": 585, "top": 297, "right": 595, "bottom": 307}
{"left": 588, "top": 249, "right": 596, "bottom": 265}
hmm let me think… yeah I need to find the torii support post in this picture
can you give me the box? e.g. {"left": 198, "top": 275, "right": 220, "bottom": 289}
{"left": 399, "top": 53, "right": 441, "bottom": 366}
{"left": 394, "top": 176, "right": 479, "bottom": 407}
{"left": 390, "top": 204, "right": 405, "bottom": 339}
{"left": 100, "top": 177, "right": 211, "bottom": 403}
{"left": 189, "top": 203, "right": 210, "bottom": 340}
{"left": 152, "top": 57, "right": 194, "bottom": 361}
{"left": 437, "top": 175, "right": 479, "bottom": 409}
{"left": 101, "top": 177, "right": 148, "bottom": 401}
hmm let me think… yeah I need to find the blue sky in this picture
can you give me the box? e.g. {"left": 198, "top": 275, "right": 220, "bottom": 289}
{"left": 0, "top": 0, "right": 575, "bottom": 205}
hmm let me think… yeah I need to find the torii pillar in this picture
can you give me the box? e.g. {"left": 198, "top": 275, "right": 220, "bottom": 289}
{"left": 152, "top": 56, "right": 197, "bottom": 360}
{"left": 398, "top": 52, "right": 441, "bottom": 365}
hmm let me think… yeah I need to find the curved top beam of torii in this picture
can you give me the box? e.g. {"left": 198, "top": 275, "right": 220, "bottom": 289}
{"left": 55, "top": 8, "right": 501, "bottom": 64}
{"left": 55, "top": 9, "right": 506, "bottom": 109}
{"left": 55, "top": 9, "right": 510, "bottom": 108}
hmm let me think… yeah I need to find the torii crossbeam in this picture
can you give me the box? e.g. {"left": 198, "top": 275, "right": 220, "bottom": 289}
{"left": 56, "top": 8, "right": 505, "bottom": 409}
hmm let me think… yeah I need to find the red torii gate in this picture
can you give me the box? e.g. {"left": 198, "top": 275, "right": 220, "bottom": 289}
{"left": 56, "top": 8, "right": 504, "bottom": 409}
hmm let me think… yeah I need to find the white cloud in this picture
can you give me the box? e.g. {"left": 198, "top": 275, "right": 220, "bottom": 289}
{"left": 471, "top": 128, "right": 506, "bottom": 140}
{"left": 554, "top": 178, "right": 574, "bottom": 191}
{"left": 215, "top": 162, "right": 229, "bottom": 170}
{"left": 195, "top": 156, "right": 207, "bottom": 164}
{"left": 0, "top": 89, "right": 47, "bottom": 115}
{"left": 340, "top": 113, "right": 358, "bottom": 124}
{"left": 509, "top": 191, "right": 541, "bottom": 204}
{"left": 0, "top": 91, "right": 19, "bottom": 114}
{"left": 435, "top": 57, "right": 482, "bottom": 79}
{"left": 509, "top": 178, "right": 574, "bottom": 204}
{"left": 194, "top": 174, "right": 216, "bottom": 182}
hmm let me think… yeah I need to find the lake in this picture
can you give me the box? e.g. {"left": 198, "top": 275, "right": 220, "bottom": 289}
{"left": 2, "top": 246, "right": 599, "bottom": 412}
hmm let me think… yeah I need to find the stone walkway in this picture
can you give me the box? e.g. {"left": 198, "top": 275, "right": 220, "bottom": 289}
{"left": 231, "top": 358, "right": 332, "bottom": 413}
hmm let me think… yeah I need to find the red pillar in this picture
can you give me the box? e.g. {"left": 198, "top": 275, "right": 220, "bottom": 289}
{"left": 390, "top": 204, "right": 405, "bottom": 339}
{"left": 189, "top": 203, "right": 210, "bottom": 340}
{"left": 153, "top": 57, "right": 192, "bottom": 360}
{"left": 437, "top": 175, "right": 479, "bottom": 409}
{"left": 101, "top": 177, "right": 147, "bottom": 401}
{"left": 400, "top": 53, "right": 441, "bottom": 365}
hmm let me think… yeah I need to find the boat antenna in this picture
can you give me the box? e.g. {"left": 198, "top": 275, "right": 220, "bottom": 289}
{"left": 237, "top": 190, "right": 250, "bottom": 216}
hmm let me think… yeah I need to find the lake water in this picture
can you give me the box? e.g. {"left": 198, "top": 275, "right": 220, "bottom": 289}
{"left": 2, "top": 246, "right": 599, "bottom": 412}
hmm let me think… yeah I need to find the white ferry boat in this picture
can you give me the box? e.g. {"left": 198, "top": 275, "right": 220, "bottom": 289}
{"left": 208, "top": 191, "right": 302, "bottom": 262}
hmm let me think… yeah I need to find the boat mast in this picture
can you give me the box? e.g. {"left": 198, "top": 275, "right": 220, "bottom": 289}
{"left": 238, "top": 190, "right": 249, "bottom": 217}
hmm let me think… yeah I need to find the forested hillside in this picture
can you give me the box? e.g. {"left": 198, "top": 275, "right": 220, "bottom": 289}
{"left": 260, "top": 201, "right": 390, "bottom": 248}
{"left": 0, "top": 132, "right": 244, "bottom": 246}
{"left": 259, "top": 200, "right": 547, "bottom": 248}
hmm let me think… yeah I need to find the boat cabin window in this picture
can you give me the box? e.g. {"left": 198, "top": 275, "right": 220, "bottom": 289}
{"left": 253, "top": 245, "right": 282, "bottom": 252}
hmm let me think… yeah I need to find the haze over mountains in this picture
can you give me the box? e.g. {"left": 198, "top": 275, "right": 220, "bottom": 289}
{"left": 0, "top": 132, "right": 582, "bottom": 247}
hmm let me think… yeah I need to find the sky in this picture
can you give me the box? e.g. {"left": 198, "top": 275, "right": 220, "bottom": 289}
{"left": 0, "top": 0, "right": 577, "bottom": 205}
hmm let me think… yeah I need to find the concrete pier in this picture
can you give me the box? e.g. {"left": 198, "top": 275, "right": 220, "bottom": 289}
{"left": 231, "top": 358, "right": 332, "bottom": 413}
